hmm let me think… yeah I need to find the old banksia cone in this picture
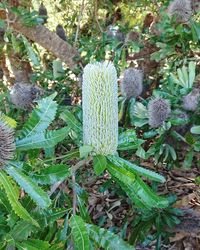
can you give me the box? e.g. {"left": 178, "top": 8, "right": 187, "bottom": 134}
{"left": 56, "top": 25, "right": 67, "bottom": 41}
{"left": 10, "top": 82, "right": 43, "bottom": 110}
{"left": 39, "top": 2, "right": 48, "bottom": 24}
{"left": 0, "top": 120, "right": 15, "bottom": 167}
{"left": 167, "top": 0, "right": 192, "bottom": 23}
{"left": 148, "top": 98, "right": 171, "bottom": 128}
{"left": 120, "top": 68, "right": 143, "bottom": 99}
{"left": 182, "top": 88, "right": 200, "bottom": 111}
{"left": 82, "top": 61, "right": 118, "bottom": 155}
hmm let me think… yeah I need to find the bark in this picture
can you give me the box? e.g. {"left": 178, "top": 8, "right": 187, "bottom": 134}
{"left": 10, "top": 18, "right": 79, "bottom": 69}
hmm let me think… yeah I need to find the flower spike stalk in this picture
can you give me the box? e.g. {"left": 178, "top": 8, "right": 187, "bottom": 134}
{"left": 82, "top": 61, "right": 118, "bottom": 155}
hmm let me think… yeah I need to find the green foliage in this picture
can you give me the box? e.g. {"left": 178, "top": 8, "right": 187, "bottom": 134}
{"left": 0, "top": 171, "right": 39, "bottom": 227}
{"left": 6, "top": 166, "right": 51, "bottom": 209}
{"left": 85, "top": 223, "right": 134, "bottom": 250}
{"left": 70, "top": 215, "right": 90, "bottom": 250}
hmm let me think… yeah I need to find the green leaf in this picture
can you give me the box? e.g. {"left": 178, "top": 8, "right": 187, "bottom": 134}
{"left": 118, "top": 130, "right": 145, "bottom": 151}
{"left": 22, "top": 36, "right": 40, "bottom": 67}
{"left": 136, "top": 146, "right": 146, "bottom": 159}
{"left": 0, "top": 171, "right": 39, "bottom": 227}
{"left": 16, "top": 127, "right": 70, "bottom": 151}
{"left": 32, "top": 164, "right": 71, "bottom": 185}
{"left": 108, "top": 163, "right": 168, "bottom": 209}
{"left": 6, "top": 166, "right": 51, "bottom": 209}
{"left": 20, "top": 93, "right": 58, "bottom": 138}
{"left": 17, "top": 239, "right": 50, "bottom": 250}
{"left": 70, "top": 215, "right": 90, "bottom": 250}
{"left": 93, "top": 155, "right": 107, "bottom": 175}
{"left": 60, "top": 109, "right": 82, "bottom": 134}
{"left": 79, "top": 145, "right": 93, "bottom": 159}
{"left": 188, "top": 61, "right": 196, "bottom": 88}
{"left": 183, "top": 151, "right": 194, "bottom": 169}
{"left": 107, "top": 155, "right": 165, "bottom": 183}
{"left": 177, "top": 68, "right": 186, "bottom": 87}
{"left": 10, "top": 220, "right": 37, "bottom": 241}
{"left": 85, "top": 223, "right": 134, "bottom": 250}
{"left": 191, "top": 126, "right": 200, "bottom": 134}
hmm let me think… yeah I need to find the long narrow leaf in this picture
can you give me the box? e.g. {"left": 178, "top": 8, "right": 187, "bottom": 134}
{"left": 70, "top": 215, "right": 90, "bottom": 250}
{"left": 0, "top": 171, "right": 39, "bottom": 227}
{"left": 107, "top": 155, "right": 165, "bottom": 183}
{"left": 85, "top": 223, "right": 134, "bottom": 250}
{"left": 6, "top": 166, "right": 51, "bottom": 209}
{"left": 16, "top": 127, "right": 70, "bottom": 151}
{"left": 20, "top": 93, "right": 58, "bottom": 138}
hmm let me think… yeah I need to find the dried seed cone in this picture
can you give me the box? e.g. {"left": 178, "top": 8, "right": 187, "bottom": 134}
{"left": 56, "top": 25, "right": 67, "bottom": 41}
{"left": 0, "top": 121, "right": 15, "bottom": 167}
{"left": 82, "top": 61, "right": 118, "bottom": 155}
{"left": 120, "top": 68, "right": 143, "bottom": 99}
{"left": 10, "top": 82, "right": 43, "bottom": 110}
{"left": 148, "top": 98, "right": 171, "bottom": 128}
{"left": 167, "top": 0, "right": 192, "bottom": 23}
{"left": 182, "top": 88, "right": 200, "bottom": 111}
{"left": 39, "top": 3, "right": 48, "bottom": 24}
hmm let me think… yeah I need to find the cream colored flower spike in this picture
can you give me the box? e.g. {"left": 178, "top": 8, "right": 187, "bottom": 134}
{"left": 82, "top": 61, "right": 118, "bottom": 155}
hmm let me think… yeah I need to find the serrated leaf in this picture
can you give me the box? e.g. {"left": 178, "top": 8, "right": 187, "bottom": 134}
{"left": 20, "top": 93, "right": 58, "bottom": 138}
{"left": 177, "top": 68, "right": 186, "bottom": 87}
{"left": 60, "top": 109, "right": 82, "bottom": 134}
{"left": 6, "top": 166, "right": 51, "bottom": 209}
{"left": 108, "top": 163, "right": 168, "bottom": 209}
{"left": 22, "top": 36, "right": 40, "bottom": 67}
{"left": 107, "top": 155, "right": 165, "bottom": 183}
{"left": 70, "top": 215, "right": 90, "bottom": 250}
{"left": 181, "top": 65, "right": 189, "bottom": 88}
{"left": 93, "top": 155, "right": 107, "bottom": 175}
{"left": 32, "top": 164, "right": 71, "bottom": 185}
{"left": 118, "top": 130, "right": 145, "bottom": 151}
{"left": 0, "top": 171, "right": 39, "bottom": 227}
{"left": 10, "top": 220, "right": 37, "bottom": 241}
{"left": 16, "top": 127, "right": 70, "bottom": 151}
{"left": 85, "top": 223, "right": 134, "bottom": 250}
{"left": 17, "top": 239, "right": 50, "bottom": 250}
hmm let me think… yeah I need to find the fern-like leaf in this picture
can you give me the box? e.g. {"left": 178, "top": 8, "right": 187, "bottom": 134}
{"left": 16, "top": 127, "right": 70, "bottom": 151}
{"left": 0, "top": 171, "right": 39, "bottom": 227}
{"left": 6, "top": 166, "right": 51, "bottom": 209}
{"left": 19, "top": 93, "right": 58, "bottom": 138}
{"left": 85, "top": 223, "right": 134, "bottom": 250}
{"left": 70, "top": 215, "right": 90, "bottom": 250}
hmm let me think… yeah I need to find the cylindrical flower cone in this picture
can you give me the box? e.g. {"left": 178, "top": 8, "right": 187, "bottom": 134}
{"left": 82, "top": 61, "right": 118, "bottom": 155}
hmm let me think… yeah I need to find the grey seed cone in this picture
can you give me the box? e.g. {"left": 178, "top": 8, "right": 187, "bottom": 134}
{"left": 182, "top": 88, "right": 200, "bottom": 111}
{"left": 120, "top": 68, "right": 143, "bottom": 99}
{"left": 148, "top": 98, "right": 171, "bottom": 128}
{"left": 167, "top": 0, "right": 192, "bottom": 23}
{"left": 10, "top": 83, "right": 43, "bottom": 110}
{"left": 56, "top": 25, "right": 67, "bottom": 41}
{"left": 0, "top": 121, "right": 15, "bottom": 167}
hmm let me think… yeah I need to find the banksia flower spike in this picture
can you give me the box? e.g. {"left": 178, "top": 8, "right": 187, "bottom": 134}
{"left": 0, "top": 120, "right": 15, "bottom": 167}
{"left": 82, "top": 61, "right": 118, "bottom": 155}
{"left": 120, "top": 68, "right": 143, "bottom": 99}
{"left": 182, "top": 88, "right": 200, "bottom": 111}
{"left": 167, "top": 0, "right": 192, "bottom": 23}
{"left": 10, "top": 82, "right": 43, "bottom": 110}
{"left": 148, "top": 98, "right": 171, "bottom": 128}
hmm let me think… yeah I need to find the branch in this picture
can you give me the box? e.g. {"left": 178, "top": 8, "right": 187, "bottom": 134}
{"left": 9, "top": 16, "right": 79, "bottom": 69}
